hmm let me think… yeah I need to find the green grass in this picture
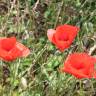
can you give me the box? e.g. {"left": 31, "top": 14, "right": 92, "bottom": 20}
{"left": 0, "top": 0, "right": 96, "bottom": 96}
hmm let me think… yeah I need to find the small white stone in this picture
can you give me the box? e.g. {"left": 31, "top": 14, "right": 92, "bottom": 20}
{"left": 21, "top": 77, "right": 27, "bottom": 89}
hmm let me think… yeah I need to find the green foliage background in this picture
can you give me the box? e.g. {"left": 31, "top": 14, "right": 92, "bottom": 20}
{"left": 0, "top": 0, "right": 96, "bottom": 96}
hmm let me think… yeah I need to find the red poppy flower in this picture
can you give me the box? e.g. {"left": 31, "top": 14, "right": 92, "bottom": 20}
{"left": 47, "top": 24, "right": 79, "bottom": 51}
{"left": 61, "top": 53, "right": 96, "bottom": 79}
{"left": 0, "top": 37, "right": 30, "bottom": 61}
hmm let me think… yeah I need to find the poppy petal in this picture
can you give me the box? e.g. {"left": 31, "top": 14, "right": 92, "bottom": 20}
{"left": 16, "top": 42, "right": 30, "bottom": 57}
{"left": 8, "top": 46, "right": 22, "bottom": 60}
{"left": 1, "top": 37, "right": 16, "bottom": 51}
{"left": 0, "top": 48, "right": 8, "bottom": 59}
{"left": 52, "top": 35, "right": 70, "bottom": 51}
{"left": 47, "top": 29, "right": 56, "bottom": 42}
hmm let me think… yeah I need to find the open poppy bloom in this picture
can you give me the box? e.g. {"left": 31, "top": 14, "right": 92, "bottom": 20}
{"left": 0, "top": 37, "right": 30, "bottom": 61}
{"left": 47, "top": 24, "right": 79, "bottom": 51}
{"left": 61, "top": 53, "right": 96, "bottom": 79}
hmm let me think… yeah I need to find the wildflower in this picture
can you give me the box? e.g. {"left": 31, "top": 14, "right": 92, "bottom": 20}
{"left": 61, "top": 53, "right": 96, "bottom": 79}
{"left": 47, "top": 24, "right": 79, "bottom": 51}
{"left": 0, "top": 37, "right": 30, "bottom": 61}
